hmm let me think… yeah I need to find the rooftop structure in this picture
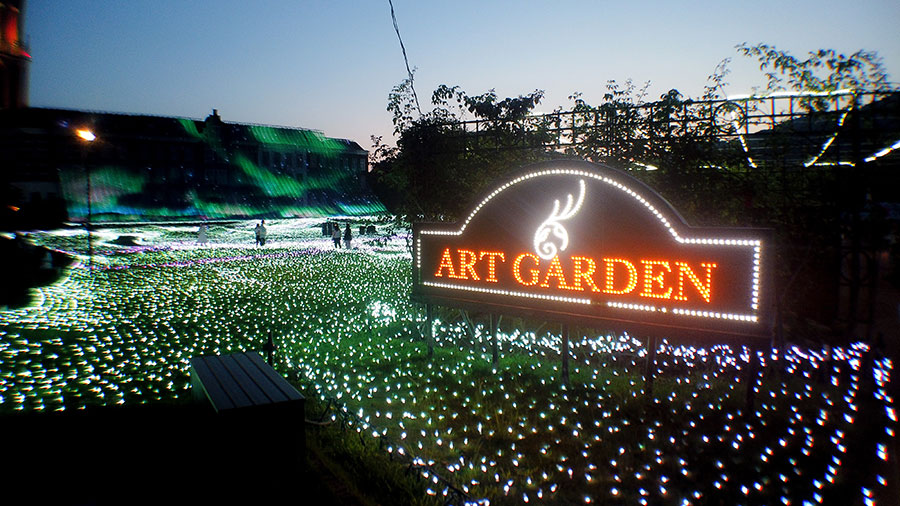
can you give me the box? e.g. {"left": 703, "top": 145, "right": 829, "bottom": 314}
{"left": 0, "top": 107, "right": 383, "bottom": 227}
{"left": 0, "top": 0, "right": 29, "bottom": 110}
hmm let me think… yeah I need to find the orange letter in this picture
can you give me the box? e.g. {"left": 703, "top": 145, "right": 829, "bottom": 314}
{"left": 513, "top": 253, "right": 540, "bottom": 286}
{"left": 640, "top": 260, "right": 672, "bottom": 299}
{"left": 603, "top": 258, "right": 638, "bottom": 294}
{"left": 571, "top": 256, "right": 601, "bottom": 292}
{"left": 435, "top": 248, "right": 456, "bottom": 278}
{"left": 674, "top": 262, "right": 717, "bottom": 303}
{"left": 458, "top": 249, "right": 480, "bottom": 281}
{"left": 541, "top": 255, "right": 573, "bottom": 290}
{"left": 479, "top": 251, "right": 506, "bottom": 283}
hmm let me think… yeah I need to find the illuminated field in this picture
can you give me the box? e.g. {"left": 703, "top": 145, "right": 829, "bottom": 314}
{"left": 0, "top": 220, "right": 895, "bottom": 505}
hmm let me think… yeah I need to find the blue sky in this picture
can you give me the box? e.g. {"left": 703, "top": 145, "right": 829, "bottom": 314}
{"left": 26, "top": 0, "right": 900, "bottom": 149}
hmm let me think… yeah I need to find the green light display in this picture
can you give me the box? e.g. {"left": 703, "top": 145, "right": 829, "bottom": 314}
{"left": 58, "top": 117, "right": 384, "bottom": 221}
{"left": 177, "top": 118, "right": 203, "bottom": 139}
{"left": 233, "top": 153, "right": 306, "bottom": 197}
{"left": 249, "top": 125, "right": 348, "bottom": 153}
{"left": 0, "top": 222, "right": 894, "bottom": 505}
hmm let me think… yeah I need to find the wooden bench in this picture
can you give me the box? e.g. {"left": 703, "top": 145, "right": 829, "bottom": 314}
{"left": 190, "top": 351, "right": 305, "bottom": 474}
{"left": 190, "top": 351, "right": 303, "bottom": 413}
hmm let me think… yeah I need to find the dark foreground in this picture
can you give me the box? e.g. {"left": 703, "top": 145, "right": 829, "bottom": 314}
{"left": 1, "top": 402, "right": 375, "bottom": 506}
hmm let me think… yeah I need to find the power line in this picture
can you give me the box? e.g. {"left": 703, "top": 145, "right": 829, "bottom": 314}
{"left": 388, "top": 0, "right": 422, "bottom": 116}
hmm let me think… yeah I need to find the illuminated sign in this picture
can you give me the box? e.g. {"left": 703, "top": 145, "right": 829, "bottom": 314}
{"left": 412, "top": 160, "right": 773, "bottom": 340}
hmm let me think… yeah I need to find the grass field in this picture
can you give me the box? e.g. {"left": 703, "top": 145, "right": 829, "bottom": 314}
{"left": 0, "top": 219, "right": 896, "bottom": 505}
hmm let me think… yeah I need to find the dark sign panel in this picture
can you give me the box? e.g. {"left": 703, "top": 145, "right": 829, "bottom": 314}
{"left": 412, "top": 160, "right": 773, "bottom": 340}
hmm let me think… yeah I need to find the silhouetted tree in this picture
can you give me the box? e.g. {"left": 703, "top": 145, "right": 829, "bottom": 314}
{"left": 372, "top": 74, "right": 553, "bottom": 222}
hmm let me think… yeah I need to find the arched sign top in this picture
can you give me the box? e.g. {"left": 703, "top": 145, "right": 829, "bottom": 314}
{"left": 413, "top": 160, "right": 773, "bottom": 341}
{"left": 421, "top": 162, "right": 762, "bottom": 248}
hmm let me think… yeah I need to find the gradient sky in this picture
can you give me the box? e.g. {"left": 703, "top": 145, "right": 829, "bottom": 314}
{"left": 25, "top": 0, "right": 900, "bottom": 150}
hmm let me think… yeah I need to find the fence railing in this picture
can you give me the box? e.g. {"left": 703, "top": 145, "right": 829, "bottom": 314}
{"left": 434, "top": 90, "right": 900, "bottom": 170}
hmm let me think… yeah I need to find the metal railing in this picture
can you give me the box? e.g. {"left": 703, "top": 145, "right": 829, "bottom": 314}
{"left": 433, "top": 90, "right": 900, "bottom": 170}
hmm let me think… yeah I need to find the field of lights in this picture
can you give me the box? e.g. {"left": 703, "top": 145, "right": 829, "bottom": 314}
{"left": 0, "top": 219, "right": 896, "bottom": 505}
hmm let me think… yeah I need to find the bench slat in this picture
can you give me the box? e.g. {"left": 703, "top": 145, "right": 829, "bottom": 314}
{"left": 191, "top": 357, "right": 236, "bottom": 411}
{"left": 191, "top": 351, "right": 304, "bottom": 414}
{"left": 218, "top": 354, "right": 273, "bottom": 406}
{"left": 202, "top": 355, "right": 254, "bottom": 410}
{"left": 231, "top": 353, "right": 286, "bottom": 403}
{"left": 244, "top": 352, "right": 304, "bottom": 402}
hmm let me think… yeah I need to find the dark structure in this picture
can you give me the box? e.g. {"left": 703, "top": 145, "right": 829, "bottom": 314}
{"left": 0, "top": 107, "right": 382, "bottom": 227}
{"left": 0, "top": 1, "right": 381, "bottom": 228}
{"left": 0, "top": 0, "right": 28, "bottom": 110}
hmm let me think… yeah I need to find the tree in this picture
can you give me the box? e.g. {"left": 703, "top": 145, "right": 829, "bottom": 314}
{"left": 372, "top": 76, "right": 553, "bottom": 222}
{"left": 736, "top": 43, "right": 892, "bottom": 95}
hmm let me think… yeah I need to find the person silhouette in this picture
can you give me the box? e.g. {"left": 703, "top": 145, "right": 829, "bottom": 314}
{"left": 343, "top": 223, "right": 352, "bottom": 248}
{"left": 331, "top": 223, "right": 341, "bottom": 248}
{"left": 257, "top": 220, "right": 267, "bottom": 246}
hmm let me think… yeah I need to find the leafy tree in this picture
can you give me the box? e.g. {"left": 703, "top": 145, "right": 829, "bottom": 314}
{"left": 372, "top": 75, "right": 553, "bottom": 222}
{"left": 736, "top": 42, "right": 892, "bottom": 95}
{"left": 556, "top": 76, "right": 750, "bottom": 228}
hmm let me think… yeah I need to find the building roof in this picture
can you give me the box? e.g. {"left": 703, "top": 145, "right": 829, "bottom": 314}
{"left": 0, "top": 106, "right": 367, "bottom": 154}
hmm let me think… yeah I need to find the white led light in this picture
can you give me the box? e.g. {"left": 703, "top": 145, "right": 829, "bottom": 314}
{"left": 423, "top": 280, "right": 592, "bottom": 305}
{"left": 724, "top": 89, "right": 854, "bottom": 101}
{"left": 804, "top": 108, "right": 853, "bottom": 168}
{"left": 671, "top": 308, "right": 758, "bottom": 322}
{"left": 416, "top": 236, "right": 423, "bottom": 269}
{"left": 607, "top": 302, "right": 657, "bottom": 313}
{"left": 534, "top": 179, "right": 586, "bottom": 260}
{"left": 864, "top": 138, "right": 900, "bottom": 163}
{"left": 733, "top": 115, "right": 759, "bottom": 169}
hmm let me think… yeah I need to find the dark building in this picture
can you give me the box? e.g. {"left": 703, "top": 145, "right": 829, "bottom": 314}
{"left": 0, "top": 0, "right": 28, "bottom": 110}
{"left": 0, "top": 2, "right": 381, "bottom": 228}
{"left": 0, "top": 107, "right": 381, "bottom": 226}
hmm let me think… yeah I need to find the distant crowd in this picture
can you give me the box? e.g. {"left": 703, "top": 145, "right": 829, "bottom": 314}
{"left": 194, "top": 220, "right": 357, "bottom": 249}
{"left": 254, "top": 220, "right": 267, "bottom": 246}
{"left": 331, "top": 222, "right": 352, "bottom": 249}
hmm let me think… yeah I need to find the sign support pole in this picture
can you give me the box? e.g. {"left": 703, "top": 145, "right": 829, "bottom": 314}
{"left": 490, "top": 313, "right": 499, "bottom": 366}
{"left": 644, "top": 335, "right": 658, "bottom": 398}
{"left": 426, "top": 303, "right": 434, "bottom": 359}
{"left": 745, "top": 345, "right": 759, "bottom": 411}
{"left": 561, "top": 324, "right": 570, "bottom": 385}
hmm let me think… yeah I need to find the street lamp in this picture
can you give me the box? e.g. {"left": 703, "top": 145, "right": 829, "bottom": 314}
{"left": 76, "top": 128, "right": 96, "bottom": 271}
{"left": 76, "top": 129, "right": 96, "bottom": 143}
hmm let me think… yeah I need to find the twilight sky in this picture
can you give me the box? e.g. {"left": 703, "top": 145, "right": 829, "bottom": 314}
{"left": 25, "top": 0, "right": 900, "bottom": 150}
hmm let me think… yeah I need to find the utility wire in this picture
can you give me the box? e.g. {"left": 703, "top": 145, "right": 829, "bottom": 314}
{"left": 388, "top": 0, "right": 422, "bottom": 117}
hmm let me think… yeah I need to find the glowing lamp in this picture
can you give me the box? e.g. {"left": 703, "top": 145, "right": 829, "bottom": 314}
{"left": 76, "top": 129, "right": 96, "bottom": 142}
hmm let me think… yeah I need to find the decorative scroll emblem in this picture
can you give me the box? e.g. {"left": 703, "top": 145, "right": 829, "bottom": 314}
{"left": 533, "top": 179, "right": 586, "bottom": 260}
